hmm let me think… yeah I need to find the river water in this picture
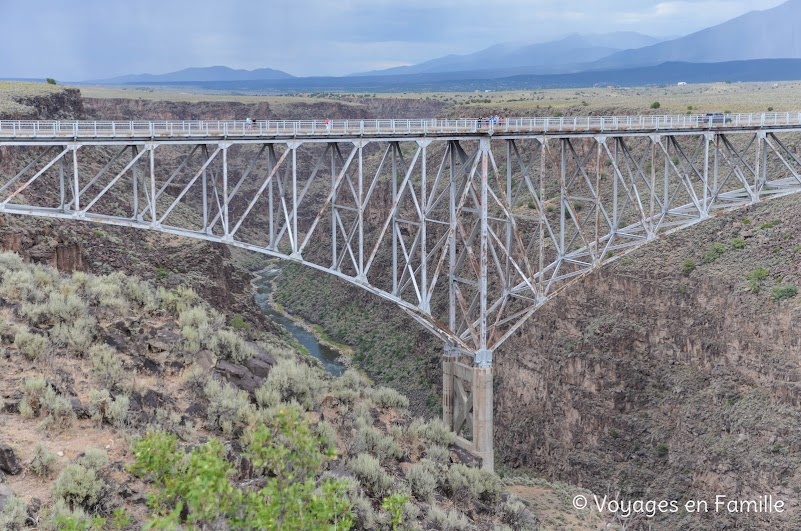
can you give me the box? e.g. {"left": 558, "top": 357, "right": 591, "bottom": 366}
{"left": 252, "top": 266, "right": 347, "bottom": 376}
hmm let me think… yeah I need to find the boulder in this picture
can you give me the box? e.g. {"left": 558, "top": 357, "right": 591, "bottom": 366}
{"left": 70, "top": 398, "right": 91, "bottom": 419}
{"left": 147, "top": 328, "right": 180, "bottom": 353}
{"left": 0, "top": 484, "right": 13, "bottom": 512}
{"left": 215, "top": 360, "right": 264, "bottom": 395}
{"left": 195, "top": 350, "right": 217, "bottom": 371}
{"left": 0, "top": 444, "right": 21, "bottom": 475}
{"left": 242, "top": 346, "right": 275, "bottom": 379}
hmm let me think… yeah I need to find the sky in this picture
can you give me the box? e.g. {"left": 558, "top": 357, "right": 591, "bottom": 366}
{"left": 0, "top": 0, "right": 790, "bottom": 80}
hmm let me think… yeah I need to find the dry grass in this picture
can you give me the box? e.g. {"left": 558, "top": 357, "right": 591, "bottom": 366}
{"left": 0, "top": 81, "right": 69, "bottom": 117}
{"left": 73, "top": 80, "right": 801, "bottom": 116}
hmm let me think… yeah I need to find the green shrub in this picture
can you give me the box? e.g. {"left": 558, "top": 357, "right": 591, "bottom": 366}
{"left": 650, "top": 101, "right": 661, "bottom": 109}
{"left": 14, "top": 329, "right": 50, "bottom": 359}
{"left": 351, "top": 419, "right": 403, "bottom": 462}
{"left": 203, "top": 378, "right": 255, "bottom": 436}
{"left": 420, "top": 418, "right": 456, "bottom": 447}
{"left": 80, "top": 449, "right": 109, "bottom": 472}
{"left": 772, "top": 284, "right": 798, "bottom": 301}
{"left": 19, "top": 375, "right": 48, "bottom": 417}
{"left": 347, "top": 453, "right": 394, "bottom": 498}
{"left": 731, "top": 238, "right": 746, "bottom": 250}
{"left": 0, "top": 495, "right": 27, "bottom": 530}
{"left": 656, "top": 442, "right": 669, "bottom": 457}
{"left": 425, "top": 445, "right": 451, "bottom": 464}
{"left": 760, "top": 220, "right": 780, "bottom": 230}
{"left": 408, "top": 460, "right": 439, "bottom": 500}
{"left": 52, "top": 463, "right": 106, "bottom": 510}
{"left": 50, "top": 316, "right": 95, "bottom": 354}
{"left": 210, "top": 329, "right": 256, "bottom": 362}
{"left": 88, "top": 389, "right": 129, "bottom": 427}
{"left": 381, "top": 493, "right": 408, "bottom": 531}
{"left": 428, "top": 506, "right": 470, "bottom": 530}
{"left": 702, "top": 243, "right": 726, "bottom": 264}
{"left": 747, "top": 266, "right": 769, "bottom": 292}
{"left": 445, "top": 464, "right": 503, "bottom": 505}
{"left": 30, "top": 442, "right": 58, "bottom": 478}
{"left": 259, "top": 360, "right": 326, "bottom": 411}
{"left": 89, "top": 344, "right": 125, "bottom": 388}
{"left": 132, "top": 409, "right": 353, "bottom": 529}
{"left": 502, "top": 496, "right": 539, "bottom": 530}
{"left": 370, "top": 386, "right": 410, "bottom": 410}
{"left": 40, "top": 386, "right": 75, "bottom": 430}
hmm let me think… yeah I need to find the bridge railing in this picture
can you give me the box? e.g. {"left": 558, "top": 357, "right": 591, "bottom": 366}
{"left": 1, "top": 112, "right": 801, "bottom": 138}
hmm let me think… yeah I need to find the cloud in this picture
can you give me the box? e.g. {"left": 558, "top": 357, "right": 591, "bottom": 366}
{"left": 0, "top": 0, "right": 790, "bottom": 79}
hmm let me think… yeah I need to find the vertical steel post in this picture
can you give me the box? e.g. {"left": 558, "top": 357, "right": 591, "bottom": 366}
{"left": 560, "top": 139, "right": 566, "bottom": 254}
{"left": 268, "top": 146, "right": 275, "bottom": 248}
{"left": 292, "top": 144, "right": 298, "bottom": 253}
{"left": 149, "top": 145, "right": 156, "bottom": 224}
{"left": 59, "top": 149, "right": 66, "bottom": 211}
{"left": 505, "top": 141, "right": 512, "bottom": 284}
{"left": 331, "top": 143, "right": 337, "bottom": 269}
{"left": 222, "top": 145, "right": 230, "bottom": 237}
{"left": 448, "top": 142, "right": 456, "bottom": 328}
{"left": 713, "top": 135, "right": 719, "bottom": 202}
{"left": 759, "top": 133, "right": 767, "bottom": 199}
{"left": 703, "top": 134, "right": 710, "bottom": 216}
{"left": 479, "top": 138, "right": 489, "bottom": 353}
{"left": 357, "top": 142, "right": 364, "bottom": 277}
{"left": 420, "top": 141, "right": 428, "bottom": 309}
{"left": 392, "top": 143, "right": 399, "bottom": 292}
{"left": 72, "top": 145, "right": 80, "bottom": 211}
{"left": 202, "top": 145, "right": 208, "bottom": 231}
{"left": 132, "top": 146, "right": 139, "bottom": 219}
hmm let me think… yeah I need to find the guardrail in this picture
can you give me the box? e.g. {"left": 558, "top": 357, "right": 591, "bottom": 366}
{"left": 1, "top": 112, "right": 801, "bottom": 139}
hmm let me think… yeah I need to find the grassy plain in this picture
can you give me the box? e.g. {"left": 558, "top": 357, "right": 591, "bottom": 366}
{"left": 76, "top": 80, "right": 801, "bottom": 114}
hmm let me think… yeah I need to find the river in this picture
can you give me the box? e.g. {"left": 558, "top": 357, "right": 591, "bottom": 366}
{"left": 252, "top": 266, "right": 348, "bottom": 376}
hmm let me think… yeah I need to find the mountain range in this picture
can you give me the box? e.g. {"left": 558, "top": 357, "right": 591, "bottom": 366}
{"left": 83, "top": 0, "right": 801, "bottom": 91}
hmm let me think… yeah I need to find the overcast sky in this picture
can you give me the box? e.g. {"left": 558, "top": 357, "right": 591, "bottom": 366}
{"left": 0, "top": 0, "right": 789, "bottom": 80}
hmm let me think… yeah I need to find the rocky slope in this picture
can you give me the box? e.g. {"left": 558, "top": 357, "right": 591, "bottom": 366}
{"left": 0, "top": 251, "right": 545, "bottom": 530}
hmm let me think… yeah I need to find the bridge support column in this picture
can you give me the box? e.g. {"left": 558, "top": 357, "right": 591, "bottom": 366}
{"left": 442, "top": 354, "right": 454, "bottom": 431}
{"left": 472, "top": 366, "right": 494, "bottom": 472}
{"left": 443, "top": 350, "right": 495, "bottom": 472}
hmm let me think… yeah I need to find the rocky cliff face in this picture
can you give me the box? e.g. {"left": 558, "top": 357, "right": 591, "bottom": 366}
{"left": 494, "top": 194, "right": 801, "bottom": 529}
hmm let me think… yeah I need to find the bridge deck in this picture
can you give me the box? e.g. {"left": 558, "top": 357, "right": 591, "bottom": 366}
{"left": 2, "top": 112, "right": 801, "bottom": 141}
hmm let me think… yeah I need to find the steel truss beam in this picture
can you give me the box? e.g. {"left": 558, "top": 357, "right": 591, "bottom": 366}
{"left": 4, "top": 125, "right": 801, "bottom": 470}
{"left": 1, "top": 129, "right": 800, "bottom": 364}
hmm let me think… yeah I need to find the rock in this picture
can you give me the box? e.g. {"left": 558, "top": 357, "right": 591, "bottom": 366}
{"left": 184, "top": 402, "right": 205, "bottom": 418}
{"left": 103, "top": 329, "right": 135, "bottom": 354}
{"left": 0, "top": 484, "right": 13, "bottom": 512}
{"left": 214, "top": 360, "right": 264, "bottom": 395}
{"left": 243, "top": 346, "right": 276, "bottom": 379}
{"left": 399, "top": 462, "right": 414, "bottom": 476}
{"left": 136, "top": 356, "right": 162, "bottom": 375}
{"left": 147, "top": 328, "right": 180, "bottom": 353}
{"left": 70, "top": 398, "right": 91, "bottom": 419}
{"left": 0, "top": 444, "right": 21, "bottom": 475}
{"left": 142, "top": 389, "right": 173, "bottom": 410}
{"left": 0, "top": 444, "right": 22, "bottom": 476}
{"left": 448, "top": 444, "right": 481, "bottom": 468}
{"left": 195, "top": 350, "right": 217, "bottom": 371}
{"left": 2, "top": 400, "right": 20, "bottom": 414}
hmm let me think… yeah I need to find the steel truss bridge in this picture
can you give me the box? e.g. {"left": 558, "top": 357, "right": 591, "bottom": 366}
{"left": 3, "top": 113, "right": 801, "bottom": 470}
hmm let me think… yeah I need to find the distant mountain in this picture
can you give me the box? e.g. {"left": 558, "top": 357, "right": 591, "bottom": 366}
{"left": 128, "top": 59, "right": 801, "bottom": 93}
{"left": 353, "top": 32, "right": 663, "bottom": 76}
{"left": 87, "top": 66, "right": 294, "bottom": 84}
{"left": 591, "top": 0, "right": 801, "bottom": 69}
